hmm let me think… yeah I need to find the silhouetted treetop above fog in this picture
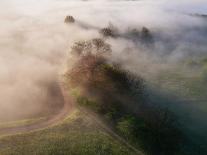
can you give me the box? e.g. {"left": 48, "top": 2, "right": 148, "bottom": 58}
{"left": 65, "top": 15, "right": 75, "bottom": 24}
{"left": 64, "top": 15, "right": 154, "bottom": 46}
{"left": 71, "top": 38, "right": 112, "bottom": 58}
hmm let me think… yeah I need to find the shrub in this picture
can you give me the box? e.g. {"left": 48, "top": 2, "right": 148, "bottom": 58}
{"left": 117, "top": 115, "right": 137, "bottom": 138}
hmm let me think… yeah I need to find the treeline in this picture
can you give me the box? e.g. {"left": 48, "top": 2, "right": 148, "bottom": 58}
{"left": 66, "top": 38, "right": 184, "bottom": 155}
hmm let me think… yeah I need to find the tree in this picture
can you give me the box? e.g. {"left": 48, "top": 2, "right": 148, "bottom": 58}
{"left": 100, "top": 28, "right": 115, "bottom": 38}
{"left": 65, "top": 16, "right": 75, "bottom": 23}
{"left": 70, "top": 38, "right": 111, "bottom": 58}
{"left": 140, "top": 27, "right": 154, "bottom": 44}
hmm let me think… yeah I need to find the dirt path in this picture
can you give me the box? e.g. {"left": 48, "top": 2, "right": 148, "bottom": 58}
{"left": 0, "top": 83, "right": 74, "bottom": 136}
{"left": 0, "top": 83, "right": 143, "bottom": 154}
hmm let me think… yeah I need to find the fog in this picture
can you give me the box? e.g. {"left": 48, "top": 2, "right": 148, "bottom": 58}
{"left": 0, "top": 2, "right": 207, "bottom": 150}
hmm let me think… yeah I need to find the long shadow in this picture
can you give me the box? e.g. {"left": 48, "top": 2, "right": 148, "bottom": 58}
{"left": 145, "top": 85, "right": 207, "bottom": 155}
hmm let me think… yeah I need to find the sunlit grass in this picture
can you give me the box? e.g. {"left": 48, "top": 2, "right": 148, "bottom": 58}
{"left": 0, "top": 109, "right": 135, "bottom": 155}
{"left": 0, "top": 117, "right": 47, "bottom": 130}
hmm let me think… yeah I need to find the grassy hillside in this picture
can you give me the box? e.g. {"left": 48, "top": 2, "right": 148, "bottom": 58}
{"left": 151, "top": 57, "right": 207, "bottom": 110}
{"left": 0, "top": 110, "right": 136, "bottom": 155}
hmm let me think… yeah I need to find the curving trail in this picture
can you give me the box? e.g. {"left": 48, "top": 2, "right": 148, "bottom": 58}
{"left": 0, "top": 82, "right": 143, "bottom": 154}
{"left": 0, "top": 83, "right": 74, "bottom": 136}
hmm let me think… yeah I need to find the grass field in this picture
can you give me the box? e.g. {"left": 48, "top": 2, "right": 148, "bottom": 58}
{"left": 0, "top": 109, "right": 136, "bottom": 155}
{"left": 0, "top": 117, "right": 48, "bottom": 130}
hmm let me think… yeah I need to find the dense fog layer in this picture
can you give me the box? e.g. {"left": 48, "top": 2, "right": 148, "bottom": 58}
{"left": 0, "top": 0, "right": 207, "bottom": 133}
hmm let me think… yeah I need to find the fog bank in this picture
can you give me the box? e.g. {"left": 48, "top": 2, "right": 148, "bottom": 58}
{"left": 0, "top": 0, "right": 207, "bottom": 124}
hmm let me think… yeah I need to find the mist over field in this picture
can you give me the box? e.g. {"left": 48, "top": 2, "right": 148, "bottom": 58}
{"left": 0, "top": 0, "right": 207, "bottom": 154}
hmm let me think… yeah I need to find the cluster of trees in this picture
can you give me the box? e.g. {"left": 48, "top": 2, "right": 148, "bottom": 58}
{"left": 99, "top": 23, "right": 154, "bottom": 45}
{"left": 66, "top": 39, "right": 183, "bottom": 155}
{"left": 126, "top": 27, "right": 154, "bottom": 45}
{"left": 100, "top": 28, "right": 116, "bottom": 38}
{"left": 64, "top": 16, "right": 154, "bottom": 46}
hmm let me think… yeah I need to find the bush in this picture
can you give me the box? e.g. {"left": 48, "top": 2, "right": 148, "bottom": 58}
{"left": 117, "top": 115, "right": 137, "bottom": 138}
